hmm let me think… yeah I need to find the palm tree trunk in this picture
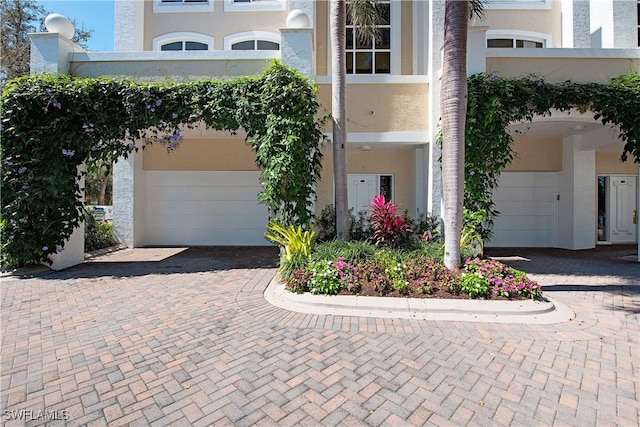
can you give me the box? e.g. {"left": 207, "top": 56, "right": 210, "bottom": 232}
{"left": 330, "top": 0, "right": 350, "bottom": 240}
{"left": 440, "top": 0, "right": 469, "bottom": 272}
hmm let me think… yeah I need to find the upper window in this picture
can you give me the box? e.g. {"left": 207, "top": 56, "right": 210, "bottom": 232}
{"left": 487, "top": 38, "right": 543, "bottom": 48}
{"left": 224, "top": 0, "right": 285, "bottom": 12}
{"left": 232, "top": 40, "right": 280, "bottom": 50}
{"left": 224, "top": 31, "right": 281, "bottom": 51}
{"left": 153, "top": 33, "right": 214, "bottom": 51}
{"left": 153, "top": 0, "right": 214, "bottom": 13}
{"left": 637, "top": 1, "right": 639, "bottom": 47}
{"left": 486, "top": 0, "right": 550, "bottom": 10}
{"left": 486, "top": 30, "right": 550, "bottom": 49}
{"left": 346, "top": 0, "right": 391, "bottom": 74}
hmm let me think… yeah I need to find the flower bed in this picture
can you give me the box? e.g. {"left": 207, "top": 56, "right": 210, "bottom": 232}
{"left": 282, "top": 245, "right": 542, "bottom": 301}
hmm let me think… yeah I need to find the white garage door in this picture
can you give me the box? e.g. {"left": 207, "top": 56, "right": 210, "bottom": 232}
{"left": 145, "top": 171, "right": 270, "bottom": 246}
{"left": 488, "top": 172, "right": 556, "bottom": 247}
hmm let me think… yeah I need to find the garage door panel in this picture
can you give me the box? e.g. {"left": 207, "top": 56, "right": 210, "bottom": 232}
{"left": 495, "top": 201, "right": 555, "bottom": 216}
{"left": 493, "top": 187, "right": 556, "bottom": 202}
{"left": 492, "top": 215, "right": 554, "bottom": 231}
{"left": 147, "top": 200, "right": 267, "bottom": 215}
{"left": 489, "top": 230, "right": 554, "bottom": 247}
{"left": 489, "top": 172, "right": 556, "bottom": 247}
{"left": 146, "top": 213, "right": 268, "bottom": 229}
{"left": 147, "top": 171, "right": 261, "bottom": 187}
{"left": 145, "top": 227, "right": 269, "bottom": 246}
{"left": 147, "top": 186, "right": 261, "bottom": 202}
{"left": 497, "top": 173, "right": 556, "bottom": 187}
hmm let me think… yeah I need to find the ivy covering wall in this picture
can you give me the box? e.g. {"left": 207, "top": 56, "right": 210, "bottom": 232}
{"left": 2, "top": 63, "right": 639, "bottom": 267}
{"left": 1, "top": 62, "right": 326, "bottom": 267}
{"left": 464, "top": 72, "right": 640, "bottom": 238}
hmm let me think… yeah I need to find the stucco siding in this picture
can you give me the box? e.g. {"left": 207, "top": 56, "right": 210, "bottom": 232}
{"left": 487, "top": 56, "right": 640, "bottom": 83}
{"left": 143, "top": 138, "right": 259, "bottom": 171}
{"left": 504, "top": 138, "right": 563, "bottom": 172}
{"left": 316, "top": 83, "right": 428, "bottom": 133}
{"left": 316, "top": 149, "right": 416, "bottom": 216}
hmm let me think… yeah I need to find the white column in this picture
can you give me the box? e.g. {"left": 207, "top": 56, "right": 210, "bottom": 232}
{"left": 467, "top": 27, "right": 488, "bottom": 76}
{"left": 113, "top": 152, "right": 147, "bottom": 248}
{"left": 562, "top": 0, "right": 591, "bottom": 48}
{"left": 556, "top": 136, "right": 596, "bottom": 250}
{"left": 280, "top": 28, "right": 314, "bottom": 79}
{"left": 29, "top": 32, "right": 77, "bottom": 75}
{"left": 49, "top": 171, "right": 85, "bottom": 270}
{"left": 30, "top": 19, "right": 87, "bottom": 270}
{"left": 427, "top": 0, "right": 445, "bottom": 216}
{"left": 115, "top": 0, "right": 144, "bottom": 51}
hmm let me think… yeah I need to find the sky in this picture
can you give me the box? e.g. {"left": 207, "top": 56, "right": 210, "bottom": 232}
{"left": 39, "top": 0, "right": 115, "bottom": 51}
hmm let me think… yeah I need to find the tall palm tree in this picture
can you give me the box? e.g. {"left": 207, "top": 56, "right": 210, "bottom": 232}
{"left": 440, "top": 0, "right": 484, "bottom": 271}
{"left": 330, "top": 0, "right": 381, "bottom": 240}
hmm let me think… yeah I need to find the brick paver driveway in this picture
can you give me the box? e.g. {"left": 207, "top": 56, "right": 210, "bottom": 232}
{"left": 1, "top": 246, "right": 638, "bottom": 426}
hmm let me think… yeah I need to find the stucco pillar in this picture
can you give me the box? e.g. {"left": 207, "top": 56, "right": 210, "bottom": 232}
{"left": 113, "top": 152, "right": 146, "bottom": 248}
{"left": 467, "top": 27, "right": 488, "bottom": 76}
{"left": 556, "top": 136, "right": 596, "bottom": 250}
{"left": 29, "top": 32, "right": 76, "bottom": 76}
{"left": 427, "top": 0, "right": 445, "bottom": 217}
{"left": 29, "top": 18, "right": 86, "bottom": 270}
{"left": 115, "top": 0, "right": 144, "bottom": 51}
{"left": 280, "top": 10, "right": 313, "bottom": 80}
{"left": 561, "top": 0, "right": 591, "bottom": 48}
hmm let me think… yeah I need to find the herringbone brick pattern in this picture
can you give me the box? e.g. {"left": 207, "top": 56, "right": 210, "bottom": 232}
{"left": 1, "top": 246, "right": 638, "bottom": 426}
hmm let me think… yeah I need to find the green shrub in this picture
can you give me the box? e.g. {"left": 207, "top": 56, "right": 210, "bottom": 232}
{"left": 374, "top": 250, "right": 408, "bottom": 294}
{"left": 264, "top": 220, "right": 314, "bottom": 280}
{"left": 459, "top": 273, "right": 490, "bottom": 299}
{"left": 315, "top": 204, "right": 369, "bottom": 243}
{"left": 312, "top": 240, "right": 377, "bottom": 264}
{"left": 84, "top": 209, "right": 118, "bottom": 252}
{"left": 308, "top": 260, "right": 341, "bottom": 295}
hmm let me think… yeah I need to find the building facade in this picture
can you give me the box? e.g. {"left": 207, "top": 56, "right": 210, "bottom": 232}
{"left": 32, "top": 0, "right": 640, "bottom": 257}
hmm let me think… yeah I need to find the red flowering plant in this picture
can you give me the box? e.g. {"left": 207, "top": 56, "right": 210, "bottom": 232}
{"left": 368, "top": 194, "right": 411, "bottom": 249}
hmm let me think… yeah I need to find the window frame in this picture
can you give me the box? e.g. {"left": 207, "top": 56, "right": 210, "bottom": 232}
{"left": 485, "top": 0, "right": 551, "bottom": 10}
{"left": 153, "top": 0, "right": 214, "bottom": 13}
{"left": 637, "top": 1, "right": 640, "bottom": 47}
{"left": 153, "top": 32, "right": 214, "bottom": 51}
{"left": 486, "top": 30, "right": 551, "bottom": 48}
{"left": 223, "top": 31, "right": 281, "bottom": 50}
{"left": 223, "top": 0, "right": 286, "bottom": 12}
{"left": 329, "top": 0, "right": 401, "bottom": 76}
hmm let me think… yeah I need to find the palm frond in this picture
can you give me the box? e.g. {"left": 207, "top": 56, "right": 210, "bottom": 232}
{"left": 469, "top": 0, "right": 486, "bottom": 20}
{"left": 347, "top": 0, "right": 383, "bottom": 44}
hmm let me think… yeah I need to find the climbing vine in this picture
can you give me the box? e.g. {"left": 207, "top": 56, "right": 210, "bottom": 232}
{"left": 464, "top": 72, "right": 640, "bottom": 239}
{"left": 1, "top": 61, "right": 326, "bottom": 267}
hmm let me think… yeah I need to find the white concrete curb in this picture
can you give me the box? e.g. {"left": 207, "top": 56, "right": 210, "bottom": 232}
{"left": 264, "top": 277, "right": 576, "bottom": 324}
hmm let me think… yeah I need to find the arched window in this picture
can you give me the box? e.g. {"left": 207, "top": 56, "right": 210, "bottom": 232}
{"left": 486, "top": 30, "right": 551, "bottom": 48}
{"left": 153, "top": 0, "right": 214, "bottom": 13}
{"left": 224, "top": 0, "right": 285, "bottom": 12}
{"left": 153, "top": 32, "right": 214, "bottom": 51}
{"left": 223, "top": 31, "right": 280, "bottom": 50}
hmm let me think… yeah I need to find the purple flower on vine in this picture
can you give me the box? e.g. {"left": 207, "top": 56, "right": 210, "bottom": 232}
{"left": 8, "top": 235, "right": 14, "bottom": 240}
{"left": 155, "top": 99, "right": 162, "bottom": 107}
{"left": 53, "top": 101, "right": 62, "bottom": 109}
{"left": 83, "top": 123, "right": 95, "bottom": 133}
{"left": 21, "top": 185, "right": 29, "bottom": 190}
{"left": 61, "top": 149, "right": 75, "bottom": 157}
{"left": 18, "top": 166, "right": 27, "bottom": 174}
{"left": 42, "top": 246, "right": 48, "bottom": 252}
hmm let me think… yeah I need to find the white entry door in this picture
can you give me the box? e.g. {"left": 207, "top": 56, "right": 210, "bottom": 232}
{"left": 610, "top": 176, "right": 637, "bottom": 243}
{"left": 348, "top": 175, "right": 377, "bottom": 214}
